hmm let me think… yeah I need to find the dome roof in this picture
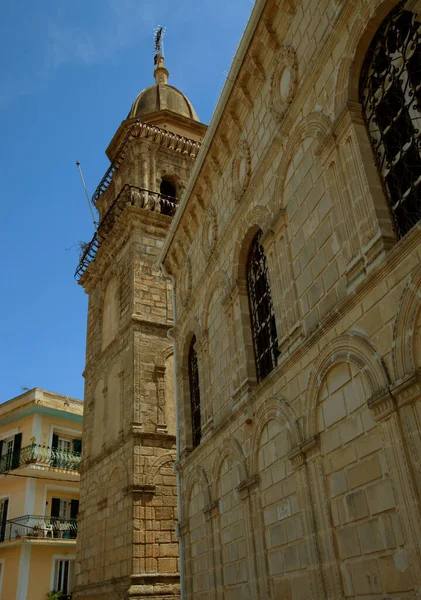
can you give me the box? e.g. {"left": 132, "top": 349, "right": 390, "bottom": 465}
{"left": 128, "top": 57, "right": 199, "bottom": 122}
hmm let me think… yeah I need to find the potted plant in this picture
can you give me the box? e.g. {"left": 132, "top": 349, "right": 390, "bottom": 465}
{"left": 25, "top": 436, "right": 37, "bottom": 464}
{"left": 47, "top": 592, "right": 72, "bottom": 600}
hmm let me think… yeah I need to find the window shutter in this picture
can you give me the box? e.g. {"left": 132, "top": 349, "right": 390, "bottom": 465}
{"left": 51, "top": 497, "right": 61, "bottom": 518}
{"left": 73, "top": 439, "right": 82, "bottom": 454}
{"left": 11, "top": 433, "right": 22, "bottom": 470}
{"left": 52, "top": 434, "right": 59, "bottom": 449}
{"left": 0, "top": 499, "right": 8, "bottom": 542}
{"left": 70, "top": 499, "right": 79, "bottom": 519}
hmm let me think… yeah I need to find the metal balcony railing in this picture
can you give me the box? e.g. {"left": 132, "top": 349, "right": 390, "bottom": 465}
{"left": 3, "top": 515, "right": 78, "bottom": 542}
{"left": 0, "top": 444, "right": 81, "bottom": 474}
{"left": 75, "top": 184, "right": 178, "bottom": 281}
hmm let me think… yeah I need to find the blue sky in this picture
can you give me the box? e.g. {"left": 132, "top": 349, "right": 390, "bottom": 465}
{"left": 0, "top": 0, "right": 253, "bottom": 402}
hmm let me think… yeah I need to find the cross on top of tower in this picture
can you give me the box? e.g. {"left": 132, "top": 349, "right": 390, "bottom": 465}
{"left": 154, "top": 26, "right": 168, "bottom": 85}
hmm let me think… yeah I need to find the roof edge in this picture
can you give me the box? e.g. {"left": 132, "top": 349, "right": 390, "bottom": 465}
{"left": 159, "top": 0, "right": 267, "bottom": 266}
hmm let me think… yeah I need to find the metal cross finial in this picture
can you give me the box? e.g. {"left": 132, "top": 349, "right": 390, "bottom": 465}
{"left": 154, "top": 26, "right": 166, "bottom": 65}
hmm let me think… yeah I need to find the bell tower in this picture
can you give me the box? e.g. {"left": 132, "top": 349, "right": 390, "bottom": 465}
{"left": 73, "top": 36, "right": 206, "bottom": 600}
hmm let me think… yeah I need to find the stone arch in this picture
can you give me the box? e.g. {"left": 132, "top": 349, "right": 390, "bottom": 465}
{"left": 184, "top": 466, "right": 212, "bottom": 520}
{"left": 202, "top": 269, "right": 231, "bottom": 331}
{"left": 211, "top": 436, "right": 248, "bottom": 500}
{"left": 250, "top": 395, "right": 302, "bottom": 475}
{"left": 179, "top": 316, "right": 203, "bottom": 364}
{"left": 272, "top": 112, "right": 332, "bottom": 213}
{"left": 334, "top": 0, "right": 402, "bottom": 118}
{"left": 304, "top": 331, "right": 390, "bottom": 440}
{"left": 148, "top": 453, "right": 176, "bottom": 483}
{"left": 393, "top": 264, "right": 421, "bottom": 380}
{"left": 232, "top": 205, "right": 272, "bottom": 282}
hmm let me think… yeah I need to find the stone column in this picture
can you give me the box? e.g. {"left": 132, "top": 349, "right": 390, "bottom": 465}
{"left": 368, "top": 389, "right": 421, "bottom": 591}
{"left": 238, "top": 475, "right": 270, "bottom": 599}
{"left": 306, "top": 441, "right": 344, "bottom": 599}
{"left": 288, "top": 442, "right": 327, "bottom": 599}
{"left": 230, "top": 282, "right": 257, "bottom": 401}
{"left": 203, "top": 500, "right": 220, "bottom": 599}
{"left": 237, "top": 475, "right": 261, "bottom": 599}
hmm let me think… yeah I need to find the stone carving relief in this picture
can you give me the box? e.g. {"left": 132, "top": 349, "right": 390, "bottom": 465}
{"left": 232, "top": 139, "right": 251, "bottom": 200}
{"left": 270, "top": 46, "right": 298, "bottom": 121}
{"left": 201, "top": 205, "right": 218, "bottom": 259}
{"left": 179, "top": 258, "right": 192, "bottom": 307}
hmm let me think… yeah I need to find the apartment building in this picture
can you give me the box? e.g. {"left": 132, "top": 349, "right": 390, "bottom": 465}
{"left": 0, "top": 388, "right": 83, "bottom": 599}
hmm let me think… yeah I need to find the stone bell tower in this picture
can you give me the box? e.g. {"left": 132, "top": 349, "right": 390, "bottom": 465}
{"left": 73, "top": 41, "right": 206, "bottom": 600}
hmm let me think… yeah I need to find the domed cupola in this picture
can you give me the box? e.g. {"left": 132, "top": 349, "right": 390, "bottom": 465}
{"left": 128, "top": 55, "right": 200, "bottom": 123}
{"left": 105, "top": 32, "right": 207, "bottom": 161}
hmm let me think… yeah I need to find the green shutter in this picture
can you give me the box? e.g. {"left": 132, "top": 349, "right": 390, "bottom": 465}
{"left": 52, "top": 434, "right": 59, "bottom": 449}
{"left": 73, "top": 439, "right": 82, "bottom": 455}
{"left": 51, "top": 497, "right": 60, "bottom": 518}
{"left": 11, "top": 433, "right": 22, "bottom": 470}
{"left": 0, "top": 499, "right": 8, "bottom": 542}
{"left": 70, "top": 499, "right": 79, "bottom": 519}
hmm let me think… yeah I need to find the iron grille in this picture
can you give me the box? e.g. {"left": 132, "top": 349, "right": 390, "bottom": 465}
{"left": 360, "top": 1, "right": 421, "bottom": 238}
{"left": 247, "top": 231, "right": 279, "bottom": 382}
{"left": 188, "top": 336, "right": 201, "bottom": 448}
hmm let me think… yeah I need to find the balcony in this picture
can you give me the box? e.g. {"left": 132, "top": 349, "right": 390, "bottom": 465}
{"left": 75, "top": 184, "right": 178, "bottom": 281}
{"left": 0, "top": 443, "right": 81, "bottom": 477}
{"left": 2, "top": 515, "right": 77, "bottom": 543}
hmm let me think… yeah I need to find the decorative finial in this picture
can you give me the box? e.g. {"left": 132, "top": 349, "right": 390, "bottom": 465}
{"left": 153, "top": 26, "right": 169, "bottom": 85}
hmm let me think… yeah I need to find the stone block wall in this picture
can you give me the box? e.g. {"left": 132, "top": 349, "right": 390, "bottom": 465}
{"left": 161, "top": 0, "right": 421, "bottom": 597}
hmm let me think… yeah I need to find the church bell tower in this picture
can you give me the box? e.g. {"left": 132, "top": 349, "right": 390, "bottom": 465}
{"left": 73, "top": 35, "right": 206, "bottom": 600}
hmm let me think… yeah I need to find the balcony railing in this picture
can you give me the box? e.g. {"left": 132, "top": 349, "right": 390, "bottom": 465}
{"left": 3, "top": 515, "right": 77, "bottom": 542}
{"left": 0, "top": 444, "right": 81, "bottom": 474}
{"left": 75, "top": 184, "right": 178, "bottom": 281}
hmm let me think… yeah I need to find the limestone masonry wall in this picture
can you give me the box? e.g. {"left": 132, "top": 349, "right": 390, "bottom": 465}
{"left": 162, "top": 0, "right": 421, "bottom": 598}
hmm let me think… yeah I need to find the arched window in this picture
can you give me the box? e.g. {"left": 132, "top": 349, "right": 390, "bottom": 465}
{"left": 160, "top": 179, "right": 177, "bottom": 200}
{"left": 188, "top": 336, "right": 201, "bottom": 448}
{"left": 360, "top": 2, "right": 421, "bottom": 238}
{"left": 247, "top": 230, "right": 279, "bottom": 382}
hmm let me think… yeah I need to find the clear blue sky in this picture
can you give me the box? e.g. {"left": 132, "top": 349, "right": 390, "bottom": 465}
{"left": 0, "top": 1, "right": 253, "bottom": 402}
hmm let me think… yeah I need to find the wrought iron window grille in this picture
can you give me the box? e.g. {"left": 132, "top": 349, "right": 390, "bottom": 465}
{"left": 360, "top": 1, "right": 421, "bottom": 238}
{"left": 247, "top": 230, "right": 279, "bottom": 382}
{"left": 188, "top": 336, "right": 201, "bottom": 448}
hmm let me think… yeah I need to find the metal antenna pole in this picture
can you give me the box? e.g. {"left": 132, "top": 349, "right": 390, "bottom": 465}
{"left": 76, "top": 161, "right": 97, "bottom": 229}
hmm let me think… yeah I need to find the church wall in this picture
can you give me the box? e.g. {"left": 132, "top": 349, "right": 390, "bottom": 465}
{"left": 163, "top": 0, "right": 421, "bottom": 598}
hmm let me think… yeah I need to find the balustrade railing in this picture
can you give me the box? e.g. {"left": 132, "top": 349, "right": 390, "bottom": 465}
{"left": 0, "top": 444, "right": 81, "bottom": 474}
{"left": 75, "top": 184, "right": 178, "bottom": 281}
{"left": 3, "top": 515, "right": 77, "bottom": 542}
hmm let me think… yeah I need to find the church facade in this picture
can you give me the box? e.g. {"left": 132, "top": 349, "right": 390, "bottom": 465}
{"left": 160, "top": 0, "right": 421, "bottom": 598}
{"left": 73, "top": 51, "right": 206, "bottom": 599}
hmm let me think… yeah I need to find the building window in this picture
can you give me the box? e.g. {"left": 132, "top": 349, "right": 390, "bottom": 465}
{"left": 188, "top": 336, "right": 201, "bottom": 448}
{"left": 360, "top": 2, "right": 421, "bottom": 238}
{"left": 53, "top": 558, "right": 74, "bottom": 594}
{"left": 160, "top": 179, "right": 177, "bottom": 200}
{"left": 0, "top": 433, "right": 22, "bottom": 471}
{"left": 247, "top": 230, "right": 279, "bottom": 382}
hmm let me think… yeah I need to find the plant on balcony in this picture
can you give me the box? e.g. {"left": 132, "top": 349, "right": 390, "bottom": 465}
{"left": 25, "top": 437, "right": 37, "bottom": 464}
{"left": 47, "top": 592, "right": 72, "bottom": 600}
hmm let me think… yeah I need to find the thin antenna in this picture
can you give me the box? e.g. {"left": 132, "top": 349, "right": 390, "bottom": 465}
{"left": 154, "top": 26, "right": 166, "bottom": 64}
{"left": 76, "top": 161, "right": 97, "bottom": 229}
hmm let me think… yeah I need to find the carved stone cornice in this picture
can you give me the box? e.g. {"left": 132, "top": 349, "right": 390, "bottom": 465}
{"left": 287, "top": 435, "right": 319, "bottom": 469}
{"left": 390, "top": 372, "right": 421, "bottom": 408}
{"left": 178, "top": 520, "right": 190, "bottom": 537}
{"left": 237, "top": 474, "right": 260, "bottom": 500}
{"left": 368, "top": 388, "right": 396, "bottom": 421}
{"left": 203, "top": 500, "right": 219, "bottom": 520}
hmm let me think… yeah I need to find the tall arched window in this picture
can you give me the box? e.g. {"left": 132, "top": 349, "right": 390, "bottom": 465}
{"left": 360, "top": 2, "right": 421, "bottom": 238}
{"left": 188, "top": 336, "right": 201, "bottom": 448}
{"left": 247, "top": 230, "right": 279, "bottom": 382}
